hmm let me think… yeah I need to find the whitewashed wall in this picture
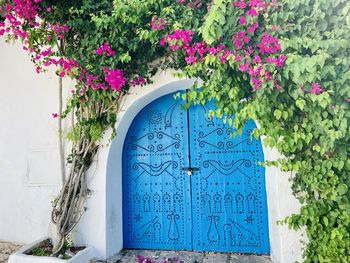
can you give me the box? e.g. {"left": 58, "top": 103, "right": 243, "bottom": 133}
{"left": 0, "top": 41, "right": 305, "bottom": 262}
{"left": 0, "top": 39, "right": 71, "bottom": 244}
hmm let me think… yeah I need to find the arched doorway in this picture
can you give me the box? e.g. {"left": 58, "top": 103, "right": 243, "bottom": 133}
{"left": 122, "top": 90, "right": 270, "bottom": 254}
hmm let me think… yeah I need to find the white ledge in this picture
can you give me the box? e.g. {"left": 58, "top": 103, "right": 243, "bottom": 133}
{"left": 8, "top": 237, "right": 95, "bottom": 263}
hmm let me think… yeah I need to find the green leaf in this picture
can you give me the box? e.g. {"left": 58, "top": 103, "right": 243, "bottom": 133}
{"left": 274, "top": 109, "right": 282, "bottom": 120}
{"left": 337, "top": 184, "right": 348, "bottom": 195}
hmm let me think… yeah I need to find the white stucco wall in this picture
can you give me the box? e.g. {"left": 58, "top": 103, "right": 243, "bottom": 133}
{"left": 0, "top": 41, "right": 305, "bottom": 262}
{"left": 0, "top": 39, "right": 72, "bottom": 244}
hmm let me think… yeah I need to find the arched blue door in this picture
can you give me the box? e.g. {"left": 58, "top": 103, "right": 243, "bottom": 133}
{"left": 122, "top": 91, "right": 270, "bottom": 254}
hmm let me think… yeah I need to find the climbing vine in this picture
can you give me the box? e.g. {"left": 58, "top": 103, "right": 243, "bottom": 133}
{"left": 166, "top": 0, "right": 350, "bottom": 262}
{"left": 1, "top": 0, "right": 349, "bottom": 261}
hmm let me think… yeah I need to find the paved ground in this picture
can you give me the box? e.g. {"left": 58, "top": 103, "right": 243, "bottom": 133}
{"left": 92, "top": 249, "right": 271, "bottom": 263}
{"left": 0, "top": 242, "right": 271, "bottom": 263}
{"left": 0, "top": 241, "right": 22, "bottom": 263}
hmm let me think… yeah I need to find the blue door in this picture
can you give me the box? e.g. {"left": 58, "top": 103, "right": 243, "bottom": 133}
{"left": 123, "top": 91, "right": 270, "bottom": 253}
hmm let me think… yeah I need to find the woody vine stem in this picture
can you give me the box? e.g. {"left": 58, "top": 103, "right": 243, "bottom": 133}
{"left": 51, "top": 90, "right": 125, "bottom": 255}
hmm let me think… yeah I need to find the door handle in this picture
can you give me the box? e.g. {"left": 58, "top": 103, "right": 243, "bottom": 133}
{"left": 181, "top": 167, "right": 200, "bottom": 176}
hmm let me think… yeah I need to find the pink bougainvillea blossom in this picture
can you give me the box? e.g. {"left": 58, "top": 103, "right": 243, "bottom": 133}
{"left": 253, "top": 55, "right": 262, "bottom": 63}
{"left": 131, "top": 75, "right": 146, "bottom": 86}
{"left": 274, "top": 79, "right": 282, "bottom": 90}
{"left": 265, "top": 54, "right": 286, "bottom": 67}
{"left": 276, "top": 54, "right": 287, "bottom": 67}
{"left": 233, "top": 31, "right": 250, "bottom": 49}
{"left": 252, "top": 77, "right": 261, "bottom": 90}
{"left": 86, "top": 73, "right": 99, "bottom": 87}
{"left": 310, "top": 83, "right": 323, "bottom": 94}
{"left": 209, "top": 44, "right": 226, "bottom": 55}
{"left": 185, "top": 41, "right": 209, "bottom": 64}
{"left": 239, "top": 61, "right": 251, "bottom": 72}
{"left": 247, "top": 8, "right": 259, "bottom": 16}
{"left": 249, "top": 66, "right": 263, "bottom": 77}
{"left": 219, "top": 50, "right": 232, "bottom": 64}
{"left": 49, "top": 23, "right": 69, "bottom": 39}
{"left": 244, "top": 45, "right": 254, "bottom": 56}
{"left": 52, "top": 113, "right": 60, "bottom": 118}
{"left": 151, "top": 16, "right": 166, "bottom": 30}
{"left": 233, "top": 1, "right": 248, "bottom": 9}
{"left": 103, "top": 68, "right": 127, "bottom": 91}
{"left": 257, "top": 32, "right": 281, "bottom": 54}
{"left": 264, "top": 71, "right": 273, "bottom": 81}
{"left": 247, "top": 22, "right": 259, "bottom": 34}
{"left": 239, "top": 16, "right": 247, "bottom": 25}
{"left": 160, "top": 0, "right": 285, "bottom": 93}
{"left": 160, "top": 29, "right": 194, "bottom": 51}
{"left": 57, "top": 58, "right": 78, "bottom": 77}
{"left": 95, "top": 42, "right": 116, "bottom": 57}
{"left": 40, "top": 47, "right": 52, "bottom": 57}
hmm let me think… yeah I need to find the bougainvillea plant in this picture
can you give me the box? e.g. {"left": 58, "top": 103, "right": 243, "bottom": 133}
{"left": 1, "top": 0, "right": 349, "bottom": 262}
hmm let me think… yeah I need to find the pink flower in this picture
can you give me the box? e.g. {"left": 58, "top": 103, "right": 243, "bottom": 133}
{"left": 40, "top": 47, "right": 52, "bottom": 57}
{"left": 104, "top": 68, "right": 127, "bottom": 91}
{"left": 185, "top": 55, "right": 197, "bottom": 64}
{"left": 265, "top": 54, "right": 286, "bottom": 67}
{"left": 249, "top": 66, "right": 263, "bottom": 77}
{"left": 247, "top": 8, "right": 258, "bottom": 16}
{"left": 219, "top": 50, "right": 232, "bottom": 64}
{"left": 85, "top": 73, "right": 99, "bottom": 87}
{"left": 50, "top": 23, "right": 69, "bottom": 39}
{"left": 252, "top": 78, "right": 261, "bottom": 90}
{"left": 276, "top": 54, "right": 286, "bottom": 67}
{"left": 244, "top": 45, "right": 254, "bottom": 56}
{"left": 58, "top": 58, "right": 78, "bottom": 76}
{"left": 52, "top": 113, "right": 59, "bottom": 118}
{"left": 209, "top": 44, "right": 226, "bottom": 55}
{"left": 239, "top": 16, "right": 247, "bottom": 25}
{"left": 253, "top": 55, "right": 262, "bottom": 63}
{"left": 233, "top": 1, "right": 247, "bottom": 9}
{"left": 274, "top": 79, "right": 282, "bottom": 90}
{"left": 264, "top": 71, "right": 272, "bottom": 81}
{"left": 161, "top": 29, "right": 194, "bottom": 50}
{"left": 257, "top": 32, "right": 281, "bottom": 54}
{"left": 247, "top": 22, "right": 259, "bottom": 34}
{"left": 151, "top": 16, "right": 166, "bottom": 30}
{"left": 310, "top": 83, "right": 323, "bottom": 94}
{"left": 233, "top": 31, "right": 250, "bottom": 49}
{"left": 95, "top": 42, "right": 116, "bottom": 57}
{"left": 160, "top": 38, "right": 167, "bottom": 46}
{"left": 131, "top": 75, "right": 146, "bottom": 86}
{"left": 239, "top": 61, "right": 250, "bottom": 72}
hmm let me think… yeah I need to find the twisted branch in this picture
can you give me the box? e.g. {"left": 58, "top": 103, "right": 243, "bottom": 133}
{"left": 50, "top": 92, "right": 125, "bottom": 256}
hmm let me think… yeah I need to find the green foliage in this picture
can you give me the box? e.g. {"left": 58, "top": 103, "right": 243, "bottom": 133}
{"left": 200, "top": 0, "right": 237, "bottom": 44}
{"left": 179, "top": 0, "right": 350, "bottom": 261}
{"left": 30, "top": 247, "right": 50, "bottom": 257}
